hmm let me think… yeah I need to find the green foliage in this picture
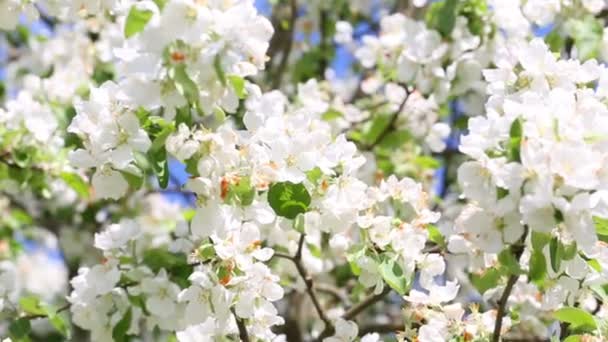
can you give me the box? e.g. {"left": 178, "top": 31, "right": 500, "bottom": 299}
{"left": 554, "top": 307, "right": 597, "bottom": 333}
{"left": 470, "top": 268, "right": 502, "bottom": 294}
{"left": 565, "top": 16, "right": 604, "bottom": 61}
{"left": 427, "top": 224, "right": 447, "bottom": 249}
{"left": 268, "top": 182, "right": 311, "bottom": 219}
{"left": 9, "top": 318, "right": 31, "bottom": 341}
{"left": 498, "top": 249, "right": 523, "bottom": 275}
{"left": 529, "top": 249, "right": 547, "bottom": 284}
{"left": 426, "top": 0, "right": 459, "bottom": 38}
{"left": 378, "top": 256, "right": 409, "bottom": 295}
{"left": 60, "top": 172, "right": 90, "bottom": 199}
{"left": 508, "top": 117, "right": 522, "bottom": 162}
{"left": 169, "top": 64, "right": 199, "bottom": 105}
{"left": 124, "top": 6, "right": 154, "bottom": 38}
{"left": 223, "top": 176, "right": 256, "bottom": 206}
{"left": 113, "top": 308, "right": 133, "bottom": 342}
{"left": 228, "top": 75, "right": 247, "bottom": 99}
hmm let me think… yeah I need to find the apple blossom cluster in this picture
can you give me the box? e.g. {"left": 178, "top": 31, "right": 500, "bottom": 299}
{"left": 444, "top": 38, "right": 608, "bottom": 339}
{"left": 114, "top": 0, "right": 274, "bottom": 118}
{"left": 0, "top": 0, "right": 122, "bottom": 30}
{"left": 355, "top": 12, "right": 491, "bottom": 116}
{"left": 5, "top": 0, "right": 608, "bottom": 341}
{"left": 62, "top": 77, "right": 447, "bottom": 340}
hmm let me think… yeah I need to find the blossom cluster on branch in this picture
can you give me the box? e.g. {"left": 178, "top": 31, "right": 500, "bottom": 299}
{"left": 3, "top": 0, "right": 608, "bottom": 342}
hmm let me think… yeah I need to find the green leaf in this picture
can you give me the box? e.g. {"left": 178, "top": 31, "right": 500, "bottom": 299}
{"left": 498, "top": 249, "right": 523, "bottom": 275}
{"left": 426, "top": 0, "right": 459, "bottom": 38}
{"left": 60, "top": 172, "right": 90, "bottom": 199}
{"left": 268, "top": 182, "right": 311, "bottom": 219}
{"left": 124, "top": 6, "right": 153, "bottom": 38}
{"left": 554, "top": 307, "right": 597, "bottom": 332}
{"left": 549, "top": 236, "right": 562, "bottom": 272}
{"left": 293, "top": 213, "right": 306, "bottom": 234}
{"left": 427, "top": 224, "right": 446, "bottom": 249}
{"left": 562, "top": 241, "right": 577, "bottom": 260}
{"left": 346, "top": 244, "right": 366, "bottom": 276}
{"left": 223, "top": 176, "right": 255, "bottom": 206}
{"left": 44, "top": 305, "right": 70, "bottom": 338}
{"left": 508, "top": 117, "right": 523, "bottom": 162}
{"left": 470, "top": 268, "right": 502, "bottom": 294}
{"left": 321, "top": 108, "right": 343, "bottom": 121}
{"left": 19, "top": 296, "right": 46, "bottom": 316}
{"left": 413, "top": 156, "right": 441, "bottom": 169}
{"left": 531, "top": 231, "right": 551, "bottom": 251}
{"left": 150, "top": 123, "right": 175, "bottom": 153}
{"left": 563, "top": 336, "right": 582, "bottom": 342}
{"left": 363, "top": 114, "right": 392, "bottom": 145}
{"left": 306, "top": 167, "right": 323, "bottom": 184}
{"left": 545, "top": 30, "right": 565, "bottom": 53}
{"left": 594, "top": 216, "right": 608, "bottom": 236}
{"left": 529, "top": 250, "right": 547, "bottom": 284}
{"left": 120, "top": 169, "right": 145, "bottom": 189}
{"left": 213, "top": 55, "right": 227, "bottom": 86}
{"left": 378, "top": 257, "right": 408, "bottom": 295}
{"left": 152, "top": 0, "right": 167, "bottom": 10}
{"left": 228, "top": 75, "right": 246, "bottom": 99}
{"left": 170, "top": 64, "right": 199, "bottom": 104}
{"left": 112, "top": 308, "right": 132, "bottom": 342}
{"left": 149, "top": 148, "right": 169, "bottom": 189}
{"left": 566, "top": 16, "right": 603, "bottom": 61}
{"left": 9, "top": 318, "right": 31, "bottom": 340}
{"left": 307, "top": 243, "right": 322, "bottom": 258}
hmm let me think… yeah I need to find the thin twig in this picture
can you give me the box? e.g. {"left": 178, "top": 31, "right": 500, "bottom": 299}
{"left": 317, "top": 286, "right": 392, "bottom": 340}
{"left": 492, "top": 226, "right": 529, "bottom": 342}
{"left": 232, "top": 308, "right": 250, "bottom": 342}
{"left": 362, "top": 87, "right": 410, "bottom": 150}
{"left": 343, "top": 286, "right": 391, "bottom": 320}
{"left": 358, "top": 322, "right": 403, "bottom": 336}
{"left": 275, "top": 234, "right": 334, "bottom": 331}
{"left": 23, "top": 303, "right": 70, "bottom": 320}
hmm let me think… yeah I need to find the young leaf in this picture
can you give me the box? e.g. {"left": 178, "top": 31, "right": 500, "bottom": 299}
{"left": 378, "top": 257, "right": 408, "bottom": 295}
{"left": 19, "top": 296, "right": 46, "bottom": 316}
{"left": 9, "top": 318, "right": 31, "bottom": 340}
{"left": 124, "top": 6, "right": 153, "bottom": 38}
{"left": 529, "top": 250, "right": 547, "bottom": 284}
{"left": 498, "top": 249, "right": 523, "bottom": 275}
{"left": 223, "top": 176, "right": 255, "bottom": 206}
{"left": 268, "top": 182, "right": 311, "bottom": 219}
{"left": 554, "top": 307, "right": 597, "bottom": 332}
{"left": 549, "top": 236, "right": 562, "bottom": 272}
{"left": 60, "top": 172, "right": 90, "bottom": 199}
{"left": 112, "top": 308, "right": 133, "bottom": 342}
{"left": 228, "top": 75, "right": 246, "bottom": 99}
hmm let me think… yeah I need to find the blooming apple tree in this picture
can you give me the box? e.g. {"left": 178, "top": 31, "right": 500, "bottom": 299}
{"left": 3, "top": 0, "right": 608, "bottom": 341}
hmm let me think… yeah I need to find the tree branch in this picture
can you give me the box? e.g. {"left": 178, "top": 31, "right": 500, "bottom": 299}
{"left": 275, "top": 234, "right": 333, "bottom": 331}
{"left": 317, "top": 286, "right": 392, "bottom": 340}
{"left": 344, "top": 286, "right": 391, "bottom": 321}
{"left": 362, "top": 87, "right": 410, "bottom": 150}
{"left": 271, "top": 0, "right": 297, "bottom": 89}
{"left": 232, "top": 308, "right": 250, "bottom": 342}
{"left": 492, "top": 226, "right": 529, "bottom": 342}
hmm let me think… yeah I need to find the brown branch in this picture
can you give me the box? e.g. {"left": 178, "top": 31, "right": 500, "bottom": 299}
{"left": 275, "top": 234, "right": 333, "bottom": 331}
{"left": 271, "top": 0, "right": 297, "bottom": 89}
{"left": 317, "top": 286, "right": 392, "bottom": 340}
{"left": 362, "top": 87, "right": 410, "bottom": 150}
{"left": 358, "top": 322, "right": 403, "bottom": 336}
{"left": 492, "top": 226, "right": 529, "bottom": 342}
{"left": 232, "top": 308, "right": 250, "bottom": 342}
{"left": 343, "top": 286, "right": 391, "bottom": 321}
